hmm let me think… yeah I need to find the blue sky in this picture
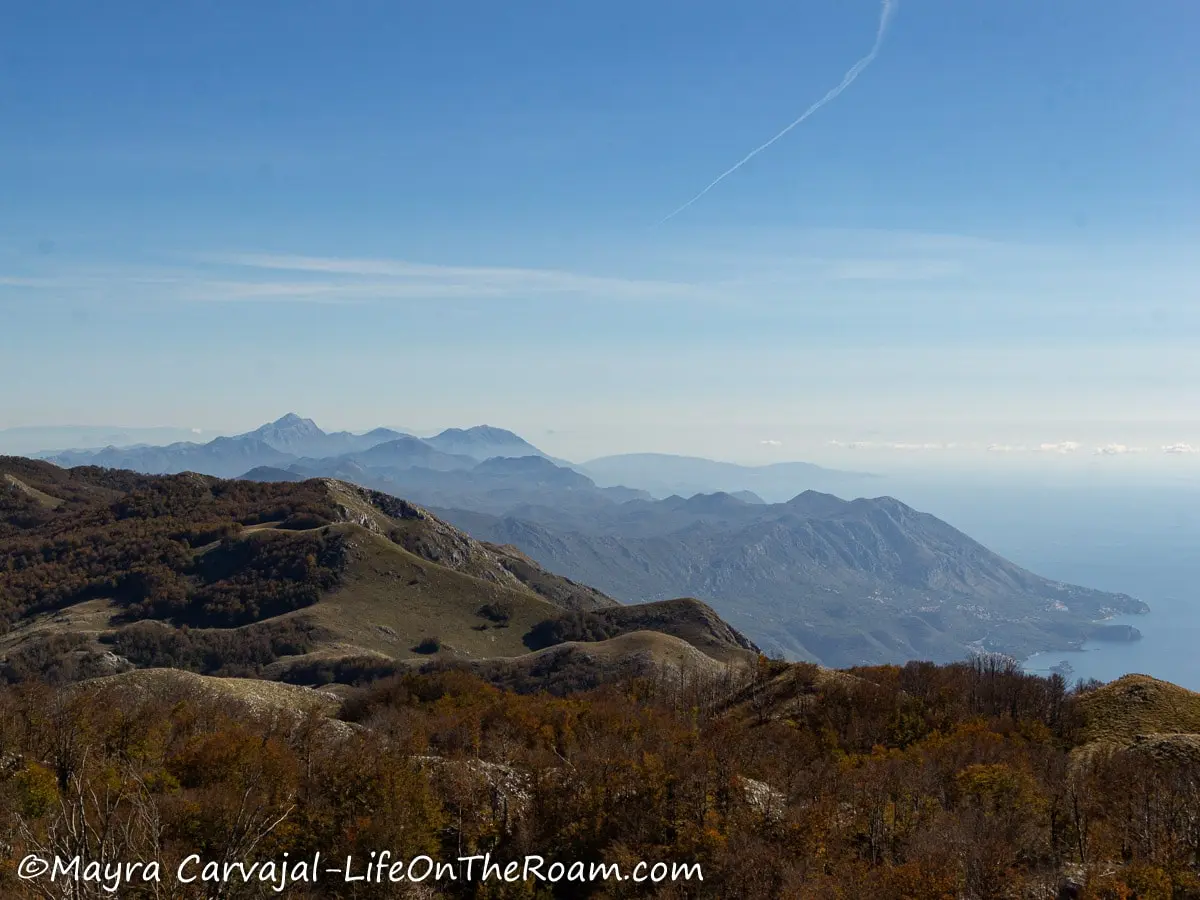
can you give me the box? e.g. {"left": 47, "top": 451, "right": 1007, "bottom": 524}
{"left": 2, "top": 0, "right": 1199, "bottom": 470}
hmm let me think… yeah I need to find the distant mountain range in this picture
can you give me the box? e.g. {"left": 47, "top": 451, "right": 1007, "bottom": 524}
{"left": 24, "top": 413, "right": 1148, "bottom": 667}
{"left": 437, "top": 491, "right": 1149, "bottom": 667}
{"left": 238, "top": 443, "right": 1153, "bottom": 667}
{"left": 577, "top": 453, "right": 877, "bottom": 503}
{"left": 1, "top": 457, "right": 755, "bottom": 690}
{"left": 242, "top": 414, "right": 410, "bottom": 458}
{"left": 33, "top": 414, "right": 873, "bottom": 500}
{"left": 244, "top": 451, "right": 653, "bottom": 519}
{"left": 43, "top": 414, "right": 556, "bottom": 479}
{"left": 3, "top": 454, "right": 1192, "bottom": 900}
{"left": 425, "top": 425, "right": 572, "bottom": 466}
{"left": 0, "top": 425, "right": 207, "bottom": 456}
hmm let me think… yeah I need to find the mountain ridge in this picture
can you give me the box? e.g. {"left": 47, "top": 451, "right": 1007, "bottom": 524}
{"left": 34, "top": 415, "right": 867, "bottom": 498}
{"left": 578, "top": 452, "right": 877, "bottom": 502}
{"left": 0, "top": 457, "right": 758, "bottom": 688}
{"left": 21, "top": 417, "right": 1150, "bottom": 670}
{"left": 431, "top": 490, "right": 1148, "bottom": 668}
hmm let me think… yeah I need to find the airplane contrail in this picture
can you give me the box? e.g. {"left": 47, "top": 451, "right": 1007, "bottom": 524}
{"left": 660, "top": 0, "right": 898, "bottom": 224}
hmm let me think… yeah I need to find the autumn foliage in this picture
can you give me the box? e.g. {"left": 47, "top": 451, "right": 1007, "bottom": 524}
{"left": 0, "top": 658, "right": 1194, "bottom": 898}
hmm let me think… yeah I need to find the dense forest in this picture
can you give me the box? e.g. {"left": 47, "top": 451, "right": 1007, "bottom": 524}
{"left": 1, "top": 657, "right": 1199, "bottom": 899}
{"left": 1, "top": 460, "right": 348, "bottom": 629}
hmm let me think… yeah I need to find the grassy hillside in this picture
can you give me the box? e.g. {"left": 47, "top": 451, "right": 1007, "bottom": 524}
{"left": 295, "top": 522, "right": 565, "bottom": 659}
{"left": 465, "top": 631, "right": 737, "bottom": 695}
{"left": 526, "top": 597, "right": 761, "bottom": 665}
{"left": 1076, "top": 673, "right": 1200, "bottom": 744}
{"left": 0, "top": 458, "right": 752, "bottom": 685}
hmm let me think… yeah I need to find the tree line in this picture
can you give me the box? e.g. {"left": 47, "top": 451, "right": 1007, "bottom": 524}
{"left": 1, "top": 656, "right": 1197, "bottom": 898}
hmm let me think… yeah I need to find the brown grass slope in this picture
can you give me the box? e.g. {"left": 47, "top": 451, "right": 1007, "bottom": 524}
{"left": 0, "top": 459, "right": 751, "bottom": 685}
{"left": 589, "top": 598, "right": 760, "bottom": 664}
{"left": 318, "top": 479, "right": 615, "bottom": 612}
{"left": 68, "top": 668, "right": 357, "bottom": 739}
{"left": 292, "top": 521, "right": 566, "bottom": 660}
{"left": 1076, "top": 673, "right": 1200, "bottom": 745}
{"left": 3, "top": 473, "right": 64, "bottom": 509}
{"left": 466, "top": 631, "right": 737, "bottom": 695}
{"left": 76, "top": 666, "right": 343, "bottom": 717}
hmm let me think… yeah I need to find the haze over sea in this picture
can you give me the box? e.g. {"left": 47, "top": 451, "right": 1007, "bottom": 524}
{"left": 876, "top": 477, "right": 1200, "bottom": 690}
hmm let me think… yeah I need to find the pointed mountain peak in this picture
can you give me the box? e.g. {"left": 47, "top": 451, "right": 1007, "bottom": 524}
{"left": 269, "top": 413, "right": 321, "bottom": 432}
{"left": 239, "top": 414, "right": 327, "bottom": 455}
{"left": 245, "top": 414, "right": 324, "bottom": 440}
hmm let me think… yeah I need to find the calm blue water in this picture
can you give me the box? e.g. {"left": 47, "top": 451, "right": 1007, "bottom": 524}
{"left": 882, "top": 479, "right": 1200, "bottom": 690}
{"left": 1021, "top": 603, "right": 1200, "bottom": 688}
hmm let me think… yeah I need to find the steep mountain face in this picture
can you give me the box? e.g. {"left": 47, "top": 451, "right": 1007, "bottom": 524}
{"left": 424, "top": 425, "right": 550, "bottom": 462}
{"left": 243, "top": 413, "right": 326, "bottom": 455}
{"left": 433, "top": 491, "right": 1148, "bottom": 668}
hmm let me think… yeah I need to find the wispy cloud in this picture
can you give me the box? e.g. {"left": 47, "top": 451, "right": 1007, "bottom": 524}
{"left": 1093, "top": 443, "right": 1146, "bottom": 455}
{"left": 887, "top": 442, "right": 949, "bottom": 451}
{"left": 0, "top": 276, "right": 89, "bottom": 288}
{"left": 6, "top": 228, "right": 1200, "bottom": 320}
{"left": 2, "top": 253, "right": 701, "bottom": 306}
{"left": 1162, "top": 443, "right": 1200, "bottom": 454}
{"left": 4, "top": 236, "right": 990, "bottom": 308}
{"left": 1039, "top": 441, "right": 1082, "bottom": 454}
{"left": 759, "top": 439, "right": 783, "bottom": 447}
{"left": 215, "top": 253, "right": 699, "bottom": 301}
{"left": 826, "top": 439, "right": 957, "bottom": 451}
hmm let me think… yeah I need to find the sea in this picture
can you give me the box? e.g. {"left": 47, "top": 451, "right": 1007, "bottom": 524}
{"left": 882, "top": 478, "right": 1200, "bottom": 691}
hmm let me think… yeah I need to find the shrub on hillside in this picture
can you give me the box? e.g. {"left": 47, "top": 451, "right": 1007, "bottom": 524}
{"left": 412, "top": 636, "right": 442, "bottom": 654}
{"left": 523, "top": 611, "right": 621, "bottom": 651}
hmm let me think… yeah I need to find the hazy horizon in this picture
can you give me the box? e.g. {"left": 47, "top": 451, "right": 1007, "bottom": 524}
{"left": 5, "top": 412, "right": 1200, "bottom": 487}
{"left": 4, "top": 1, "right": 1199, "bottom": 479}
